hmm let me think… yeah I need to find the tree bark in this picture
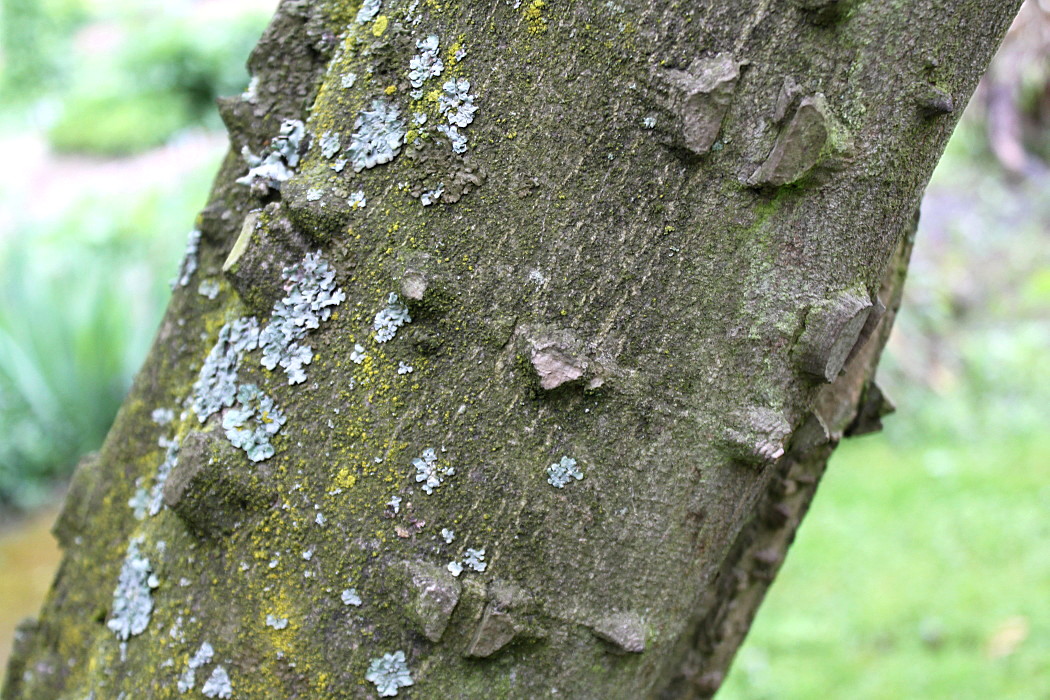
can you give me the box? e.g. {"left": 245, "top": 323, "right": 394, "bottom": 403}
{"left": 3, "top": 0, "right": 1021, "bottom": 698}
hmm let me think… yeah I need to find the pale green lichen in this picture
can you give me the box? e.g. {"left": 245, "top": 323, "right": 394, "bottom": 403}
{"left": 463, "top": 547, "right": 487, "bottom": 572}
{"left": 448, "top": 546, "right": 487, "bottom": 577}
{"left": 319, "top": 131, "right": 341, "bottom": 159}
{"left": 107, "top": 538, "right": 157, "bottom": 641}
{"left": 176, "top": 641, "right": 214, "bottom": 694}
{"left": 265, "top": 615, "right": 289, "bottom": 630}
{"left": 355, "top": 0, "right": 381, "bottom": 24}
{"left": 236, "top": 119, "right": 305, "bottom": 190}
{"left": 439, "top": 78, "right": 478, "bottom": 128}
{"left": 198, "top": 279, "right": 221, "bottom": 299}
{"left": 259, "top": 251, "right": 346, "bottom": 385}
{"left": 171, "top": 230, "right": 201, "bottom": 289}
{"left": 547, "top": 455, "right": 583, "bottom": 488}
{"left": 147, "top": 438, "right": 179, "bottom": 516}
{"left": 409, "top": 35, "right": 444, "bottom": 94}
{"left": 348, "top": 99, "right": 406, "bottom": 172}
{"left": 191, "top": 318, "right": 260, "bottom": 422}
{"left": 412, "top": 448, "right": 453, "bottom": 494}
{"left": 373, "top": 293, "right": 411, "bottom": 343}
{"left": 201, "top": 666, "right": 232, "bottom": 699}
{"left": 365, "top": 651, "right": 413, "bottom": 697}
{"left": 222, "top": 384, "right": 286, "bottom": 463}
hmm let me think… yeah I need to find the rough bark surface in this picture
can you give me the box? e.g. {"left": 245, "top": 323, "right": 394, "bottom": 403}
{"left": 3, "top": 1, "right": 1021, "bottom": 698}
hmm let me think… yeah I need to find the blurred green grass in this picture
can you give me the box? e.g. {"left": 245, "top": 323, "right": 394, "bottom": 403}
{"left": 720, "top": 434, "right": 1050, "bottom": 700}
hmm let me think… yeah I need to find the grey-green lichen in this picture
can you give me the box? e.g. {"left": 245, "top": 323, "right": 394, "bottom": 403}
{"left": 348, "top": 99, "right": 406, "bottom": 172}
{"left": 546, "top": 455, "right": 583, "bottom": 487}
{"left": 411, "top": 447, "right": 453, "bottom": 494}
{"left": 171, "top": 230, "right": 201, "bottom": 289}
{"left": 201, "top": 665, "right": 233, "bottom": 699}
{"left": 176, "top": 641, "right": 214, "bottom": 693}
{"left": 448, "top": 546, "right": 488, "bottom": 577}
{"left": 191, "top": 318, "right": 260, "bottom": 422}
{"left": 365, "top": 651, "right": 413, "bottom": 697}
{"left": 409, "top": 35, "right": 444, "bottom": 93}
{"left": 236, "top": 119, "right": 306, "bottom": 190}
{"left": 373, "top": 292, "right": 411, "bottom": 342}
{"left": 463, "top": 547, "right": 487, "bottom": 573}
{"left": 191, "top": 250, "right": 343, "bottom": 462}
{"left": 147, "top": 438, "right": 180, "bottom": 516}
{"left": 258, "top": 251, "right": 346, "bottom": 384}
{"left": 265, "top": 614, "right": 289, "bottom": 630}
{"left": 106, "top": 538, "right": 157, "bottom": 641}
{"left": 355, "top": 0, "right": 381, "bottom": 24}
{"left": 222, "top": 384, "right": 287, "bottom": 463}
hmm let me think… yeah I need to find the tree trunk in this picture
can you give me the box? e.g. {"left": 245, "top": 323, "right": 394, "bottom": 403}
{"left": 3, "top": 1, "right": 1021, "bottom": 698}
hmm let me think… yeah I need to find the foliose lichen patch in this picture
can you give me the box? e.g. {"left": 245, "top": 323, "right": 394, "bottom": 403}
{"left": 411, "top": 447, "right": 454, "bottom": 494}
{"left": 191, "top": 317, "right": 261, "bottom": 423}
{"left": 546, "top": 455, "right": 583, "bottom": 488}
{"left": 191, "top": 250, "right": 343, "bottom": 462}
{"left": 147, "top": 438, "right": 180, "bottom": 516}
{"left": 201, "top": 665, "right": 233, "bottom": 699}
{"left": 355, "top": 0, "right": 382, "bottom": 24}
{"left": 365, "top": 650, "right": 413, "bottom": 697}
{"left": 258, "top": 251, "right": 346, "bottom": 385}
{"left": 236, "top": 119, "right": 306, "bottom": 191}
{"left": 348, "top": 99, "right": 407, "bottom": 172}
{"left": 172, "top": 230, "right": 201, "bottom": 289}
{"left": 373, "top": 292, "right": 411, "bottom": 343}
{"left": 222, "top": 384, "right": 287, "bottom": 463}
{"left": 464, "top": 548, "right": 488, "bottom": 573}
{"left": 447, "top": 546, "right": 488, "bottom": 577}
{"left": 176, "top": 641, "right": 214, "bottom": 693}
{"left": 107, "top": 538, "right": 157, "bottom": 641}
{"left": 409, "top": 35, "right": 444, "bottom": 94}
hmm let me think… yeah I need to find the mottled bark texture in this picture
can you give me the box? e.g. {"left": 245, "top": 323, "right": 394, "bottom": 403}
{"left": 3, "top": 1, "right": 1021, "bottom": 698}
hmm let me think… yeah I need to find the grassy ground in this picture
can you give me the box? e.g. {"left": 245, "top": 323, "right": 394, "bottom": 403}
{"left": 720, "top": 432, "right": 1050, "bottom": 699}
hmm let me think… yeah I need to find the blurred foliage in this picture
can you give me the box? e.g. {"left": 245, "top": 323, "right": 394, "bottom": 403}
{"left": 0, "top": 0, "right": 88, "bottom": 98}
{"left": 48, "top": 92, "right": 193, "bottom": 155}
{"left": 0, "top": 2, "right": 273, "bottom": 505}
{"left": 46, "top": 6, "right": 269, "bottom": 154}
{"left": 974, "top": 1, "right": 1050, "bottom": 174}
{"left": 0, "top": 164, "right": 217, "bottom": 507}
{"left": 2, "top": 0, "right": 270, "bottom": 155}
